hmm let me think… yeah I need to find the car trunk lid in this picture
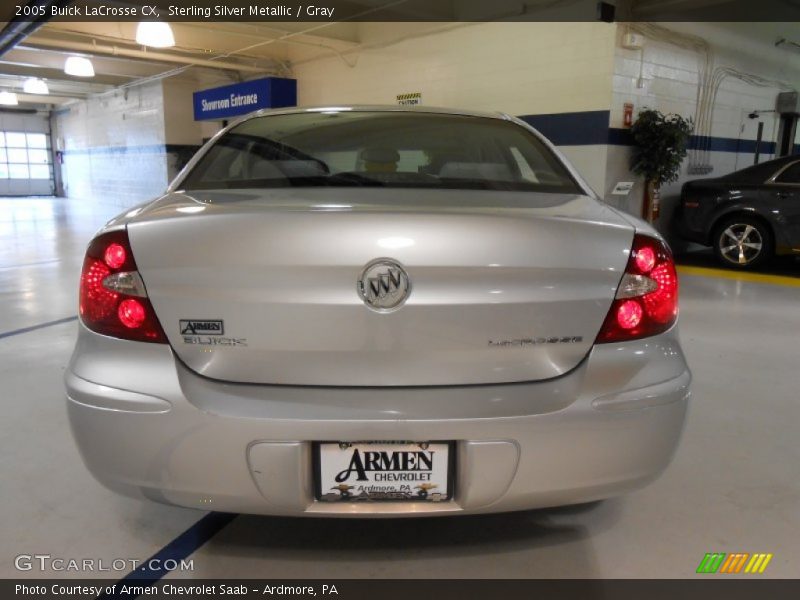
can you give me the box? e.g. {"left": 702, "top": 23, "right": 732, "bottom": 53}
{"left": 127, "top": 188, "right": 633, "bottom": 386}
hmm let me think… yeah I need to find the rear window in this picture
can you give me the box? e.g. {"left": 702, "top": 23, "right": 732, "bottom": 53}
{"left": 718, "top": 158, "right": 797, "bottom": 183}
{"left": 774, "top": 160, "right": 800, "bottom": 184}
{"left": 181, "top": 111, "right": 581, "bottom": 194}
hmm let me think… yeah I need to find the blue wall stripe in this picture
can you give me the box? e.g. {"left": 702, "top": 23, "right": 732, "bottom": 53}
{"left": 520, "top": 112, "right": 793, "bottom": 155}
{"left": 100, "top": 512, "right": 237, "bottom": 599}
{"left": 689, "top": 136, "right": 777, "bottom": 154}
{"left": 607, "top": 127, "right": 780, "bottom": 154}
{"left": 519, "top": 111, "right": 611, "bottom": 146}
{"left": 0, "top": 315, "right": 77, "bottom": 340}
{"left": 607, "top": 127, "right": 632, "bottom": 146}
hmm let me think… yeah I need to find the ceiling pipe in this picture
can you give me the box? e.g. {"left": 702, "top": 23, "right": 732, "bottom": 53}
{"left": 0, "top": 0, "right": 73, "bottom": 58}
{"left": 26, "top": 36, "right": 271, "bottom": 74}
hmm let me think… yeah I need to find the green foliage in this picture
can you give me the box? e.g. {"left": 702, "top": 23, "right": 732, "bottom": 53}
{"left": 630, "top": 109, "right": 694, "bottom": 187}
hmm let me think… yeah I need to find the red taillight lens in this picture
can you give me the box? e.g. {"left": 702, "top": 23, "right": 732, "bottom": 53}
{"left": 596, "top": 235, "right": 678, "bottom": 343}
{"left": 80, "top": 259, "right": 116, "bottom": 321}
{"left": 79, "top": 229, "right": 167, "bottom": 343}
{"left": 104, "top": 242, "right": 127, "bottom": 269}
{"left": 118, "top": 298, "right": 146, "bottom": 329}
{"left": 617, "top": 299, "right": 643, "bottom": 330}
{"left": 643, "top": 262, "right": 678, "bottom": 324}
{"left": 634, "top": 245, "right": 656, "bottom": 273}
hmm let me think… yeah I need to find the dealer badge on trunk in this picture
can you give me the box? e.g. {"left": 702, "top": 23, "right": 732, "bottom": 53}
{"left": 357, "top": 259, "right": 411, "bottom": 312}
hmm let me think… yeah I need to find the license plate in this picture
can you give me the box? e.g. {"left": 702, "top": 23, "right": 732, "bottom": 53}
{"left": 315, "top": 441, "right": 453, "bottom": 502}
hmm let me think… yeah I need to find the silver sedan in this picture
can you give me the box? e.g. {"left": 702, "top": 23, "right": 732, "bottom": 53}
{"left": 65, "top": 106, "right": 690, "bottom": 516}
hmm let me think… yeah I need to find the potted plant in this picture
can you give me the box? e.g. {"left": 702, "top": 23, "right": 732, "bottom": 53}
{"left": 630, "top": 109, "right": 694, "bottom": 222}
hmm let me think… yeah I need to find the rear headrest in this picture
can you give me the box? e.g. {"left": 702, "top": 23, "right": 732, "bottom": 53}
{"left": 360, "top": 148, "right": 400, "bottom": 163}
{"left": 275, "top": 160, "right": 329, "bottom": 177}
{"left": 250, "top": 160, "right": 283, "bottom": 179}
{"left": 438, "top": 162, "right": 514, "bottom": 181}
{"left": 250, "top": 159, "right": 328, "bottom": 179}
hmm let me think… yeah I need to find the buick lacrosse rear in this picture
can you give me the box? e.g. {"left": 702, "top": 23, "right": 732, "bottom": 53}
{"left": 65, "top": 106, "right": 690, "bottom": 516}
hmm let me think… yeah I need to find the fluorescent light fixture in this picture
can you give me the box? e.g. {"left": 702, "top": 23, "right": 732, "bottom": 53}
{"left": 64, "top": 56, "right": 95, "bottom": 77}
{"left": 377, "top": 236, "right": 415, "bottom": 249}
{"left": 311, "top": 204, "right": 352, "bottom": 210}
{"left": 23, "top": 78, "right": 49, "bottom": 95}
{"left": 0, "top": 91, "right": 18, "bottom": 106}
{"left": 136, "top": 22, "right": 175, "bottom": 48}
{"left": 309, "top": 107, "right": 352, "bottom": 113}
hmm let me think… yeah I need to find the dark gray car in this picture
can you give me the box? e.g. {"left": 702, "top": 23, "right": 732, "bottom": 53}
{"left": 675, "top": 155, "right": 800, "bottom": 269}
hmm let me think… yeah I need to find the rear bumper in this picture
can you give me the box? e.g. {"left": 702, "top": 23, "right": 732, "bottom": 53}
{"left": 65, "top": 323, "right": 690, "bottom": 517}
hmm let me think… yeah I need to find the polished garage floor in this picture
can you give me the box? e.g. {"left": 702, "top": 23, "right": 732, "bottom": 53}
{"left": 1, "top": 196, "right": 798, "bottom": 579}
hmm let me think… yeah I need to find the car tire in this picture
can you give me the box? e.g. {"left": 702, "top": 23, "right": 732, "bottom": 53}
{"left": 712, "top": 216, "right": 773, "bottom": 269}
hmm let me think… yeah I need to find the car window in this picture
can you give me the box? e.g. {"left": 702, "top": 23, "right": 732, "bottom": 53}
{"left": 718, "top": 158, "right": 788, "bottom": 183}
{"left": 774, "top": 160, "right": 800, "bottom": 184}
{"left": 182, "top": 111, "right": 581, "bottom": 194}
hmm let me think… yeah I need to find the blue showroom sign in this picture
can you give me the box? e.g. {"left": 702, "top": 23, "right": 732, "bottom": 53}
{"left": 193, "top": 77, "right": 297, "bottom": 121}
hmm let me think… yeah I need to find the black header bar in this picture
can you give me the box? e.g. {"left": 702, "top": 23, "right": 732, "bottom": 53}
{"left": 3, "top": 579, "right": 800, "bottom": 600}
{"left": 3, "top": 0, "right": 800, "bottom": 23}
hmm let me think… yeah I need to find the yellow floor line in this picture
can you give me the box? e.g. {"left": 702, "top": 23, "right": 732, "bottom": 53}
{"left": 677, "top": 265, "right": 800, "bottom": 288}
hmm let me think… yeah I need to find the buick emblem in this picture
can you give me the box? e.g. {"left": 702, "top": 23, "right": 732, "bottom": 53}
{"left": 357, "top": 259, "right": 411, "bottom": 311}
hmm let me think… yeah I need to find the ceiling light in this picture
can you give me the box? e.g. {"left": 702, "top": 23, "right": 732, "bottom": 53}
{"left": 23, "top": 78, "right": 49, "bottom": 95}
{"left": 0, "top": 91, "right": 19, "bottom": 106}
{"left": 136, "top": 22, "right": 175, "bottom": 48}
{"left": 64, "top": 56, "right": 95, "bottom": 77}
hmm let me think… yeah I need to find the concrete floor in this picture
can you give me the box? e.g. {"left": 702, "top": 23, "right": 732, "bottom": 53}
{"left": 1, "top": 196, "right": 798, "bottom": 579}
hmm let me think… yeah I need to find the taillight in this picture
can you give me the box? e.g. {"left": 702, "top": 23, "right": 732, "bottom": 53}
{"left": 596, "top": 234, "right": 678, "bottom": 343}
{"left": 79, "top": 229, "right": 167, "bottom": 343}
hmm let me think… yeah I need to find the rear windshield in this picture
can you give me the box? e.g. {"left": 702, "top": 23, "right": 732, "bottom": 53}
{"left": 181, "top": 111, "right": 581, "bottom": 194}
{"left": 718, "top": 157, "right": 792, "bottom": 183}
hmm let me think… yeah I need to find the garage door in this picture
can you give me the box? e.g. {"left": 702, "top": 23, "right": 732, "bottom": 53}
{"left": 0, "top": 114, "right": 54, "bottom": 196}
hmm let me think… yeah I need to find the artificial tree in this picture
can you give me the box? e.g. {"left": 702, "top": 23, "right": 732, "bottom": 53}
{"left": 629, "top": 109, "right": 694, "bottom": 222}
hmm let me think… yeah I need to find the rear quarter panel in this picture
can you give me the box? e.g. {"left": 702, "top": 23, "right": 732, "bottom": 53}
{"left": 679, "top": 181, "right": 786, "bottom": 249}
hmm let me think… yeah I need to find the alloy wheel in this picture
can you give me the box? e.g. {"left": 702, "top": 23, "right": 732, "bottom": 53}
{"left": 719, "top": 223, "right": 763, "bottom": 265}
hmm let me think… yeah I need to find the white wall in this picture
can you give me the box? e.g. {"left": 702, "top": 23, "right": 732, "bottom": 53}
{"left": 54, "top": 82, "right": 169, "bottom": 209}
{"left": 293, "top": 21, "right": 617, "bottom": 193}
{"left": 162, "top": 71, "right": 233, "bottom": 147}
{"left": 162, "top": 76, "right": 217, "bottom": 182}
{"left": 606, "top": 23, "right": 800, "bottom": 231}
{"left": 53, "top": 72, "right": 233, "bottom": 208}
